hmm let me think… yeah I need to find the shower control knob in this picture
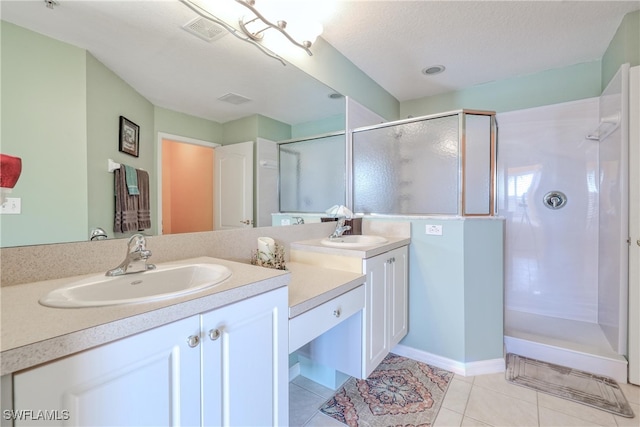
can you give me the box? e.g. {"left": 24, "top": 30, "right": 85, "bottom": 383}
{"left": 543, "top": 191, "right": 567, "bottom": 210}
{"left": 637, "top": 239, "right": 640, "bottom": 247}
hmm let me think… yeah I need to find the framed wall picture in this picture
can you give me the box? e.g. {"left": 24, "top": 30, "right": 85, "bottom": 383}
{"left": 119, "top": 116, "right": 139, "bottom": 157}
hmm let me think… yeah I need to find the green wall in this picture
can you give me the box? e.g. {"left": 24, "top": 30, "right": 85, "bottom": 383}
{"left": 221, "top": 114, "right": 291, "bottom": 144}
{"left": 602, "top": 10, "right": 640, "bottom": 90}
{"left": 291, "top": 113, "right": 346, "bottom": 139}
{"left": 282, "top": 37, "right": 400, "bottom": 121}
{"left": 401, "top": 61, "right": 602, "bottom": 117}
{"left": 1, "top": 22, "right": 225, "bottom": 247}
{"left": 87, "top": 53, "right": 155, "bottom": 238}
{"left": 155, "top": 106, "right": 223, "bottom": 143}
{"left": 1, "top": 21, "right": 88, "bottom": 247}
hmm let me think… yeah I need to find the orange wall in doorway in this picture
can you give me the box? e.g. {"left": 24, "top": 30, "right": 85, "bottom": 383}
{"left": 162, "top": 140, "right": 214, "bottom": 234}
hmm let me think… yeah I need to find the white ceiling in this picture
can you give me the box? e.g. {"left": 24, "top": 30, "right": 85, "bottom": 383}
{"left": 321, "top": 0, "right": 640, "bottom": 102}
{"left": 2, "top": 0, "right": 639, "bottom": 124}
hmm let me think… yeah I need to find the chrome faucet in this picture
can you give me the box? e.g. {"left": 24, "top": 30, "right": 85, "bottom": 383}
{"left": 329, "top": 217, "right": 351, "bottom": 239}
{"left": 106, "top": 234, "right": 156, "bottom": 276}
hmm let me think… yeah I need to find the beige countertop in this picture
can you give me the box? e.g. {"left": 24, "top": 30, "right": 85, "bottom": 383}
{"left": 1, "top": 255, "right": 371, "bottom": 376}
{"left": 286, "top": 262, "right": 365, "bottom": 318}
{"left": 0, "top": 256, "right": 289, "bottom": 376}
{"left": 290, "top": 236, "right": 411, "bottom": 259}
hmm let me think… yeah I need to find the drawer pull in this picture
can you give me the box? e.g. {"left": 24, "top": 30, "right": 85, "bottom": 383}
{"left": 333, "top": 309, "right": 341, "bottom": 318}
{"left": 187, "top": 335, "right": 200, "bottom": 348}
{"left": 209, "top": 329, "right": 221, "bottom": 340}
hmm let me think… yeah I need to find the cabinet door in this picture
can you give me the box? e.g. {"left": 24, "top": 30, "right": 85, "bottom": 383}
{"left": 362, "top": 254, "right": 389, "bottom": 378}
{"left": 13, "top": 316, "right": 201, "bottom": 427}
{"left": 201, "top": 287, "right": 288, "bottom": 427}
{"left": 389, "top": 246, "right": 409, "bottom": 347}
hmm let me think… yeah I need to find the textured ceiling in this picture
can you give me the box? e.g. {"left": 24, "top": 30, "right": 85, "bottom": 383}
{"left": 2, "top": 0, "right": 639, "bottom": 124}
{"left": 321, "top": 0, "right": 640, "bottom": 102}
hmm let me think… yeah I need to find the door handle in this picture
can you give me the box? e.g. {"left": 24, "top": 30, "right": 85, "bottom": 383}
{"left": 240, "top": 219, "right": 253, "bottom": 225}
{"left": 187, "top": 335, "right": 200, "bottom": 348}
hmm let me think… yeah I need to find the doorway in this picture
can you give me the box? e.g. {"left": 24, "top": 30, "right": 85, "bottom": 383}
{"left": 159, "top": 134, "right": 219, "bottom": 235}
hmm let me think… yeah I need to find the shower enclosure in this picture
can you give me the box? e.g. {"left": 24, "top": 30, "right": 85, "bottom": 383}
{"left": 351, "top": 110, "right": 497, "bottom": 216}
{"left": 499, "top": 65, "right": 630, "bottom": 382}
{"left": 278, "top": 133, "right": 346, "bottom": 213}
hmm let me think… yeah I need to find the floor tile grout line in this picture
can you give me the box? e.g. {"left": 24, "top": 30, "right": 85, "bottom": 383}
{"left": 460, "top": 378, "right": 473, "bottom": 422}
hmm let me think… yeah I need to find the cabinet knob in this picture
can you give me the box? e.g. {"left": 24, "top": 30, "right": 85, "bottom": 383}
{"left": 187, "top": 334, "right": 200, "bottom": 348}
{"left": 209, "top": 329, "right": 221, "bottom": 340}
{"left": 333, "top": 309, "right": 341, "bottom": 318}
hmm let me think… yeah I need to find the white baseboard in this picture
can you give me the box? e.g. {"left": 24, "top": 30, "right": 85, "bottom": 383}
{"left": 289, "top": 362, "right": 301, "bottom": 382}
{"left": 392, "top": 344, "right": 505, "bottom": 377}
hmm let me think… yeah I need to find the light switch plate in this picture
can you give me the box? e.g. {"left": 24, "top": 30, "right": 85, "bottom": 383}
{"left": 425, "top": 224, "right": 442, "bottom": 235}
{"left": 0, "top": 197, "right": 21, "bottom": 214}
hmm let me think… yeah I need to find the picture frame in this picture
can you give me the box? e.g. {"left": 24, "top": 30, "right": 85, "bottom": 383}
{"left": 119, "top": 116, "right": 139, "bottom": 157}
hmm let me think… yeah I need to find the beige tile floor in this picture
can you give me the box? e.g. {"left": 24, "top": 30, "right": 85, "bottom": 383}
{"left": 289, "top": 372, "right": 640, "bottom": 427}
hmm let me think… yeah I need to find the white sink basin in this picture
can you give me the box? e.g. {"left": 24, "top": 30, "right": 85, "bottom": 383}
{"left": 320, "top": 235, "right": 388, "bottom": 248}
{"left": 40, "top": 263, "right": 232, "bottom": 308}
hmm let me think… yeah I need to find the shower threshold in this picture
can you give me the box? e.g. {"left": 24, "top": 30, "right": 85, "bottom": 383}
{"left": 504, "top": 310, "right": 628, "bottom": 383}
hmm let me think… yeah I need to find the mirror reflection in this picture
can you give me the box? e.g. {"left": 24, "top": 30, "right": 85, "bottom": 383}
{"left": 0, "top": 0, "right": 345, "bottom": 248}
{"left": 279, "top": 134, "right": 346, "bottom": 213}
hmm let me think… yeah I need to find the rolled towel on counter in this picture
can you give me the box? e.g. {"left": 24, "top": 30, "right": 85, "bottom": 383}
{"left": 258, "top": 237, "right": 275, "bottom": 262}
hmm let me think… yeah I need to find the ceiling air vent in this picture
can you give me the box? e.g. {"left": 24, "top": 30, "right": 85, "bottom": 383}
{"left": 218, "top": 93, "right": 252, "bottom": 105}
{"left": 182, "top": 17, "right": 228, "bottom": 42}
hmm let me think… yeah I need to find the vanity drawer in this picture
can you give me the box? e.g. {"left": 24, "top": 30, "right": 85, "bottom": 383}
{"left": 289, "top": 285, "right": 365, "bottom": 353}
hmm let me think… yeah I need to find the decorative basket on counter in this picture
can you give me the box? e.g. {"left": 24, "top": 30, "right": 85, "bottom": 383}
{"left": 250, "top": 243, "right": 287, "bottom": 270}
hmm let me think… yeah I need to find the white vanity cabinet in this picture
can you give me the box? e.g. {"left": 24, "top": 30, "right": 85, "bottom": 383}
{"left": 362, "top": 245, "right": 408, "bottom": 378}
{"left": 201, "top": 287, "right": 288, "bottom": 426}
{"left": 12, "top": 315, "right": 202, "bottom": 427}
{"left": 12, "top": 287, "right": 288, "bottom": 427}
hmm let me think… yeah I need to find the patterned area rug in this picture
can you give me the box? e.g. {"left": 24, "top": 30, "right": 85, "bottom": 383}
{"left": 319, "top": 353, "right": 453, "bottom": 427}
{"left": 506, "top": 353, "right": 635, "bottom": 418}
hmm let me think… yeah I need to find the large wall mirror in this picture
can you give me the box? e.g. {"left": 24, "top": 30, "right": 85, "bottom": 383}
{"left": 0, "top": 0, "right": 345, "bottom": 248}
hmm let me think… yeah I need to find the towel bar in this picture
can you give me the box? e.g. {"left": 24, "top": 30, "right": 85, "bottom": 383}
{"left": 108, "top": 159, "right": 145, "bottom": 172}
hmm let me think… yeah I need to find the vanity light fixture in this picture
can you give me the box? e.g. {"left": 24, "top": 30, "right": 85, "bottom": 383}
{"left": 236, "top": 0, "right": 321, "bottom": 56}
{"left": 180, "top": 0, "right": 324, "bottom": 66}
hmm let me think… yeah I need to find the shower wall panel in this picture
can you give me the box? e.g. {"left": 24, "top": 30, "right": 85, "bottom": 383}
{"left": 497, "top": 98, "right": 600, "bottom": 322}
{"left": 598, "top": 64, "right": 629, "bottom": 354}
{"left": 353, "top": 115, "right": 459, "bottom": 215}
{"left": 279, "top": 134, "right": 346, "bottom": 212}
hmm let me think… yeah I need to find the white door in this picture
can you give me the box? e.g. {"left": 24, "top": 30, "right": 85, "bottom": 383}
{"left": 362, "top": 254, "right": 389, "bottom": 378}
{"left": 215, "top": 141, "right": 254, "bottom": 229}
{"left": 628, "top": 66, "right": 639, "bottom": 385}
{"left": 389, "top": 246, "right": 409, "bottom": 348}
{"left": 201, "top": 287, "right": 288, "bottom": 426}
{"left": 13, "top": 316, "right": 201, "bottom": 427}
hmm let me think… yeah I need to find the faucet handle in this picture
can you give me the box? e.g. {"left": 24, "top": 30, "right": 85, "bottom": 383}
{"left": 128, "top": 234, "right": 147, "bottom": 251}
